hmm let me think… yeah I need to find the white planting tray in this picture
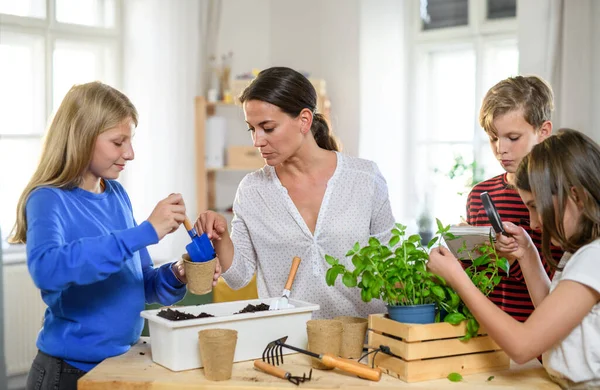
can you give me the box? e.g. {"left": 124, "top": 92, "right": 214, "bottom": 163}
{"left": 141, "top": 298, "right": 320, "bottom": 371}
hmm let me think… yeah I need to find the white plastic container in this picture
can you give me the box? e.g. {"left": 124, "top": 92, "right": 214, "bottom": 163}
{"left": 140, "top": 298, "right": 320, "bottom": 371}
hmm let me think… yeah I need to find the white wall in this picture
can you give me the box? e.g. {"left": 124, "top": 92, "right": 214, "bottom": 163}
{"left": 518, "top": 0, "right": 600, "bottom": 141}
{"left": 122, "top": 0, "right": 201, "bottom": 262}
{"left": 359, "top": 0, "right": 411, "bottom": 222}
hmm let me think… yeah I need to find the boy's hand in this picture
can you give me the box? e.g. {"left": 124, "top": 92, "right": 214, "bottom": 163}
{"left": 148, "top": 193, "right": 186, "bottom": 240}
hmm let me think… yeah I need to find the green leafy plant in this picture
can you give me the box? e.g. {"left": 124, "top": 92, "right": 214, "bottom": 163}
{"left": 324, "top": 223, "right": 447, "bottom": 307}
{"left": 324, "top": 218, "right": 510, "bottom": 341}
{"left": 434, "top": 219, "right": 510, "bottom": 340}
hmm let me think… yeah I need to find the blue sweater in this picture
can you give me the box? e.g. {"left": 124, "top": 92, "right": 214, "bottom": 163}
{"left": 25, "top": 180, "right": 186, "bottom": 371}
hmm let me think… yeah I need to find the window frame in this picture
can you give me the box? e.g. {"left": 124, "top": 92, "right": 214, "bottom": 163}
{"left": 0, "top": 0, "right": 123, "bottom": 246}
{"left": 406, "top": 0, "right": 517, "bottom": 223}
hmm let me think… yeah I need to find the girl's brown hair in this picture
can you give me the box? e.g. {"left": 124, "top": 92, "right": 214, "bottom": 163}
{"left": 515, "top": 129, "right": 600, "bottom": 269}
{"left": 9, "top": 81, "right": 137, "bottom": 243}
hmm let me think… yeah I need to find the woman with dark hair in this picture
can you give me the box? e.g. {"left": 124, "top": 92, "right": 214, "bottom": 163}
{"left": 195, "top": 67, "right": 395, "bottom": 319}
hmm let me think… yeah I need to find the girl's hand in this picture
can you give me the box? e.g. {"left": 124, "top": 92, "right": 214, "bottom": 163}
{"left": 194, "top": 210, "right": 228, "bottom": 241}
{"left": 171, "top": 259, "right": 187, "bottom": 284}
{"left": 495, "top": 222, "right": 536, "bottom": 262}
{"left": 172, "top": 256, "right": 221, "bottom": 286}
{"left": 148, "top": 193, "right": 186, "bottom": 240}
{"left": 427, "top": 246, "right": 465, "bottom": 288}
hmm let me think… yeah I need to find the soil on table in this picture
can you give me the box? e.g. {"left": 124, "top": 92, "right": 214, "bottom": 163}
{"left": 157, "top": 308, "right": 214, "bottom": 321}
{"left": 234, "top": 303, "right": 270, "bottom": 314}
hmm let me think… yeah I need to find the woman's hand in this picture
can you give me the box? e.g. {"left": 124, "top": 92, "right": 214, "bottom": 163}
{"left": 495, "top": 222, "right": 536, "bottom": 262}
{"left": 194, "top": 210, "right": 228, "bottom": 241}
{"left": 147, "top": 193, "right": 186, "bottom": 240}
{"left": 171, "top": 256, "right": 222, "bottom": 286}
{"left": 427, "top": 246, "right": 465, "bottom": 288}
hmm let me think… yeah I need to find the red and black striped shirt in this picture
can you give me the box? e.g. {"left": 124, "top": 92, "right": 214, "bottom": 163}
{"left": 466, "top": 173, "right": 564, "bottom": 322}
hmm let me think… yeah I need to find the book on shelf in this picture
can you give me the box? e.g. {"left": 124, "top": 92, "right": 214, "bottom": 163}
{"left": 444, "top": 225, "right": 495, "bottom": 260}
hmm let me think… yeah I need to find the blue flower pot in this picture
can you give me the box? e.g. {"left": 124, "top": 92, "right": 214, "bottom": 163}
{"left": 386, "top": 303, "right": 436, "bottom": 324}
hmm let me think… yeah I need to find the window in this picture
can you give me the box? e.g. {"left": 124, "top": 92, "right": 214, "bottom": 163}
{"left": 0, "top": 0, "right": 121, "bottom": 245}
{"left": 410, "top": 0, "right": 518, "bottom": 225}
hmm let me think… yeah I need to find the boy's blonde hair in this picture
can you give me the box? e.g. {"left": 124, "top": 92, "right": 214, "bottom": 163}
{"left": 479, "top": 75, "right": 554, "bottom": 136}
{"left": 9, "top": 81, "right": 138, "bottom": 243}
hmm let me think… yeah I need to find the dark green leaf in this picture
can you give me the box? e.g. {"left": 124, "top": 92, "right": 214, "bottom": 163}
{"left": 473, "top": 254, "right": 489, "bottom": 267}
{"left": 389, "top": 235, "right": 400, "bottom": 247}
{"left": 492, "top": 275, "right": 502, "bottom": 285}
{"left": 444, "top": 312, "right": 466, "bottom": 325}
{"left": 447, "top": 372, "right": 463, "bottom": 382}
{"left": 487, "top": 376, "right": 495, "bottom": 381}
{"left": 325, "top": 254, "right": 338, "bottom": 266}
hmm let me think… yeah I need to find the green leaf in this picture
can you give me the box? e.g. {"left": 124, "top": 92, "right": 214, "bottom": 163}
{"left": 473, "top": 254, "right": 489, "bottom": 267}
{"left": 395, "top": 223, "right": 407, "bottom": 231}
{"left": 427, "top": 236, "right": 439, "bottom": 249}
{"left": 431, "top": 285, "right": 446, "bottom": 299}
{"left": 447, "top": 372, "right": 463, "bottom": 382}
{"left": 466, "top": 318, "right": 480, "bottom": 335}
{"left": 353, "top": 242, "right": 360, "bottom": 253}
{"left": 362, "top": 271, "right": 374, "bottom": 288}
{"left": 368, "top": 237, "right": 381, "bottom": 247}
{"left": 342, "top": 271, "right": 357, "bottom": 287}
{"left": 391, "top": 228, "right": 401, "bottom": 236}
{"left": 444, "top": 232, "right": 457, "bottom": 240}
{"left": 345, "top": 249, "right": 355, "bottom": 257}
{"left": 487, "top": 376, "right": 495, "bottom": 382}
{"left": 496, "top": 258, "right": 510, "bottom": 275}
{"left": 389, "top": 235, "right": 400, "bottom": 248}
{"left": 444, "top": 312, "right": 466, "bottom": 325}
{"left": 492, "top": 275, "right": 502, "bottom": 285}
{"left": 436, "top": 218, "right": 445, "bottom": 232}
{"left": 325, "top": 254, "right": 338, "bottom": 266}
{"left": 459, "top": 332, "right": 472, "bottom": 342}
{"left": 408, "top": 234, "right": 421, "bottom": 244}
{"left": 325, "top": 267, "right": 342, "bottom": 286}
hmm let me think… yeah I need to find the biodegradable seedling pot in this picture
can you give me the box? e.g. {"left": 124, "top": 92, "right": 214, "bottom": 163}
{"left": 198, "top": 328, "right": 238, "bottom": 381}
{"left": 183, "top": 254, "right": 217, "bottom": 295}
{"left": 334, "top": 316, "right": 368, "bottom": 359}
{"left": 306, "top": 319, "right": 343, "bottom": 369}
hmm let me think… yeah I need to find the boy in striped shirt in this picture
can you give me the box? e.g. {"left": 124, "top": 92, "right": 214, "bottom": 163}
{"left": 467, "top": 76, "right": 563, "bottom": 322}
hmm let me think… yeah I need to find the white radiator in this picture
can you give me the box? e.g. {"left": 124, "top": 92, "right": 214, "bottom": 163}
{"left": 3, "top": 261, "right": 46, "bottom": 376}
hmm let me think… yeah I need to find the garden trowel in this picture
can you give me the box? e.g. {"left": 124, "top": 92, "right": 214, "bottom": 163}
{"left": 269, "top": 257, "right": 301, "bottom": 310}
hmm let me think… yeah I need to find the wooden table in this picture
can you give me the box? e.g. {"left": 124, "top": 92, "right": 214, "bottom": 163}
{"left": 78, "top": 339, "right": 560, "bottom": 389}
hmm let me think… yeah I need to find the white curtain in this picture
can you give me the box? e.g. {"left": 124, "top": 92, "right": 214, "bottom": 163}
{"left": 518, "top": 0, "right": 600, "bottom": 140}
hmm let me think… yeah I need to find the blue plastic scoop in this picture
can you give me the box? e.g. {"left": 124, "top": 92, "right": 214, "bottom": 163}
{"left": 183, "top": 218, "right": 216, "bottom": 262}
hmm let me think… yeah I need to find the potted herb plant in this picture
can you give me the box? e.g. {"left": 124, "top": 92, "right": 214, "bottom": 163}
{"left": 325, "top": 220, "right": 510, "bottom": 339}
{"left": 325, "top": 223, "right": 447, "bottom": 324}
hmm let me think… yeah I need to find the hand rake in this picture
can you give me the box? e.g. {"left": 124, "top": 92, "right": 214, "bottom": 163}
{"left": 262, "top": 336, "right": 381, "bottom": 382}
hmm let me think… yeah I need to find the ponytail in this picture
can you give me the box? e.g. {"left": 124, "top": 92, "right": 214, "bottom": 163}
{"left": 311, "top": 113, "right": 339, "bottom": 151}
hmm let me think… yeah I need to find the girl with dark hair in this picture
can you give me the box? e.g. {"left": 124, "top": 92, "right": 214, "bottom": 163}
{"left": 428, "top": 129, "right": 600, "bottom": 388}
{"left": 195, "top": 67, "right": 395, "bottom": 319}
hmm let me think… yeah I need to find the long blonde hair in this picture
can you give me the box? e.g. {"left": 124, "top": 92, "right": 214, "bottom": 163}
{"left": 9, "top": 81, "right": 138, "bottom": 243}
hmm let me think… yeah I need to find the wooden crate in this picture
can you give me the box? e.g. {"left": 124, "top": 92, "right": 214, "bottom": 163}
{"left": 368, "top": 314, "right": 510, "bottom": 382}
